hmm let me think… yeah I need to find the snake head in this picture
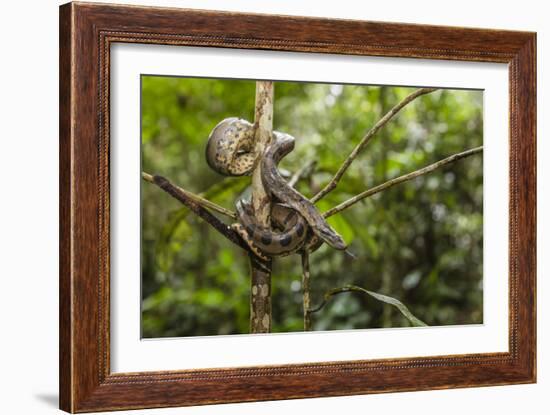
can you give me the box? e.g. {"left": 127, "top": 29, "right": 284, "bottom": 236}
{"left": 317, "top": 226, "right": 347, "bottom": 251}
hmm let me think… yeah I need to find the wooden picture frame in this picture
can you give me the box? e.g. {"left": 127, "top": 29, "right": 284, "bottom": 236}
{"left": 59, "top": 2, "right": 536, "bottom": 412}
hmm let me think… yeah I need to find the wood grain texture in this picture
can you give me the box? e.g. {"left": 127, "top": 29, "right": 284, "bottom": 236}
{"left": 59, "top": 3, "right": 73, "bottom": 411}
{"left": 59, "top": 2, "right": 536, "bottom": 412}
{"left": 60, "top": 2, "right": 102, "bottom": 411}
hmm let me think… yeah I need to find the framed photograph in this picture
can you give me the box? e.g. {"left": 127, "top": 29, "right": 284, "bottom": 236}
{"left": 59, "top": 2, "right": 536, "bottom": 412}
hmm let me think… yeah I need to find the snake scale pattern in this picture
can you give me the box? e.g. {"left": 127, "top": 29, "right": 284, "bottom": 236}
{"left": 205, "top": 117, "right": 346, "bottom": 259}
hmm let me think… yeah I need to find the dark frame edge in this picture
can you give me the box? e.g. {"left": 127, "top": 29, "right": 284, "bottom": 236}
{"left": 515, "top": 32, "right": 537, "bottom": 384}
{"left": 59, "top": 2, "right": 74, "bottom": 413}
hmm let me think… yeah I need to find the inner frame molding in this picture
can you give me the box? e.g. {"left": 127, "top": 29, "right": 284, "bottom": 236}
{"left": 59, "top": 2, "right": 536, "bottom": 413}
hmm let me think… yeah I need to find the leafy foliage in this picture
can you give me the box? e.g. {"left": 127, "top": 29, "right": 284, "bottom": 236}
{"left": 141, "top": 76, "right": 483, "bottom": 337}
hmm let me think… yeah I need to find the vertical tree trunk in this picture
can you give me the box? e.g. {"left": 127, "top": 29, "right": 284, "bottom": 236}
{"left": 249, "top": 81, "right": 274, "bottom": 333}
{"left": 301, "top": 251, "right": 312, "bottom": 331}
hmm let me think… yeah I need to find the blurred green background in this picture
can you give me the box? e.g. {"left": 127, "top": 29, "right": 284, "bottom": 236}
{"left": 141, "top": 76, "right": 483, "bottom": 338}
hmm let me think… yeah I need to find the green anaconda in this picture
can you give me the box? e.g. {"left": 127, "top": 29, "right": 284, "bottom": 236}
{"left": 205, "top": 117, "right": 346, "bottom": 259}
{"left": 232, "top": 200, "right": 311, "bottom": 260}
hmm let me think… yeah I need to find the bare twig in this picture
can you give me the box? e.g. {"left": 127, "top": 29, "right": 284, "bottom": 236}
{"left": 288, "top": 159, "right": 318, "bottom": 188}
{"left": 301, "top": 251, "right": 312, "bottom": 331}
{"left": 142, "top": 172, "right": 236, "bottom": 219}
{"left": 144, "top": 173, "right": 269, "bottom": 272}
{"left": 308, "top": 285, "right": 427, "bottom": 327}
{"left": 249, "top": 81, "right": 274, "bottom": 334}
{"left": 147, "top": 174, "right": 242, "bottom": 244}
{"left": 310, "top": 87, "right": 438, "bottom": 203}
{"left": 323, "top": 146, "right": 483, "bottom": 218}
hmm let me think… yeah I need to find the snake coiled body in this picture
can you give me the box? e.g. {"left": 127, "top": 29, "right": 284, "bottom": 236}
{"left": 206, "top": 117, "right": 346, "bottom": 258}
{"left": 206, "top": 118, "right": 257, "bottom": 176}
{"left": 232, "top": 201, "right": 309, "bottom": 260}
{"left": 261, "top": 132, "right": 346, "bottom": 250}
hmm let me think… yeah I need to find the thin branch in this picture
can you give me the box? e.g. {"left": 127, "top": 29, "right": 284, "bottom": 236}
{"left": 308, "top": 285, "right": 427, "bottom": 327}
{"left": 146, "top": 174, "right": 245, "bottom": 248}
{"left": 142, "top": 172, "right": 236, "bottom": 219}
{"left": 145, "top": 173, "right": 269, "bottom": 272}
{"left": 301, "top": 251, "right": 312, "bottom": 331}
{"left": 323, "top": 146, "right": 483, "bottom": 218}
{"left": 310, "top": 87, "right": 438, "bottom": 203}
{"left": 288, "top": 159, "right": 318, "bottom": 188}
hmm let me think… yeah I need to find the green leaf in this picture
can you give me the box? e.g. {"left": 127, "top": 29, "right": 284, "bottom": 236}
{"left": 361, "top": 287, "right": 427, "bottom": 327}
{"left": 194, "top": 289, "right": 226, "bottom": 307}
{"left": 315, "top": 285, "right": 427, "bottom": 327}
{"left": 203, "top": 176, "right": 250, "bottom": 203}
{"left": 317, "top": 199, "right": 355, "bottom": 243}
{"left": 326, "top": 214, "right": 355, "bottom": 244}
